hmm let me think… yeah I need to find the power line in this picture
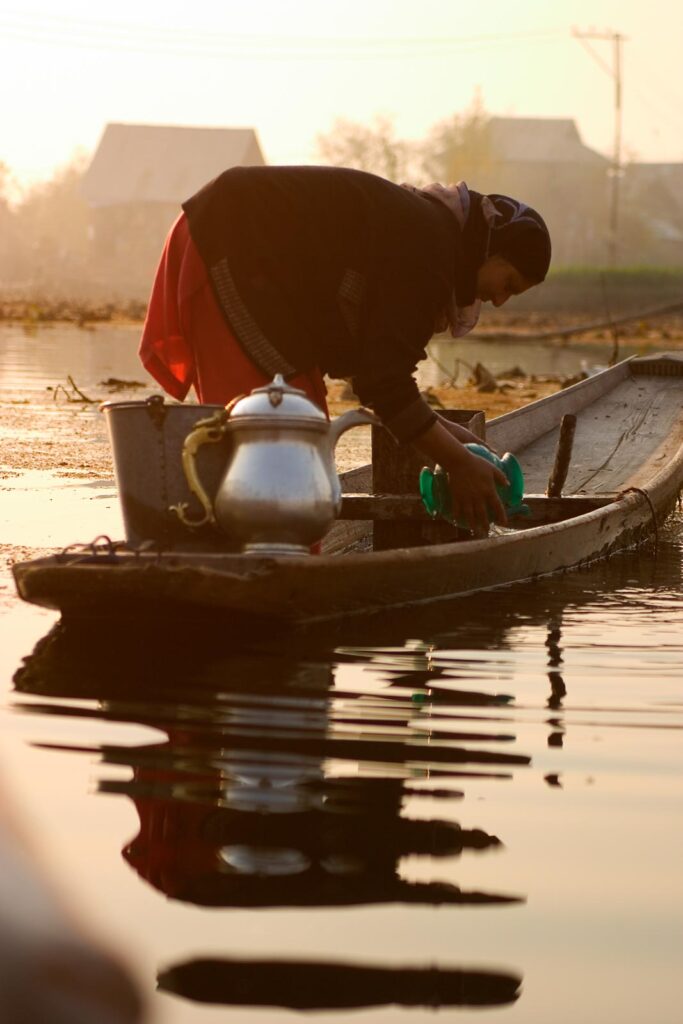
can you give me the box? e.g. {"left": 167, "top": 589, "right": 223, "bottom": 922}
{"left": 2, "top": 10, "right": 565, "bottom": 46}
{"left": 573, "top": 27, "right": 683, "bottom": 161}
{"left": 629, "top": 66, "right": 683, "bottom": 125}
{"left": 0, "top": 13, "right": 566, "bottom": 60}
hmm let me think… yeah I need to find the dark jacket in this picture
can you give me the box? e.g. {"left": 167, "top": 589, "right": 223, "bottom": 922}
{"left": 183, "top": 165, "right": 462, "bottom": 442}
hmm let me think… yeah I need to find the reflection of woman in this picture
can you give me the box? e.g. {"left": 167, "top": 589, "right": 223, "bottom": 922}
{"left": 122, "top": 740, "right": 506, "bottom": 909}
{"left": 140, "top": 166, "right": 551, "bottom": 533}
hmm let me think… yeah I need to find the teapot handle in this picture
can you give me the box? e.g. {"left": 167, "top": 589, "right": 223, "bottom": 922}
{"left": 168, "top": 411, "right": 228, "bottom": 528}
{"left": 329, "top": 407, "right": 382, "bottom": 449}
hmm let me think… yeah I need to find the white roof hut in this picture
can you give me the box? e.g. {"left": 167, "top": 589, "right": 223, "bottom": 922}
{"left": 82, "top": 122, "right": 265, "bottom": 206}
{"left": 481, "top": 117, "right": 608, "bottom": 265}
{"left": 487, "top": 116, "right": 607, "bottom": 166}
{"left": 81, "top": 123, "right": 266, "bottom": 294}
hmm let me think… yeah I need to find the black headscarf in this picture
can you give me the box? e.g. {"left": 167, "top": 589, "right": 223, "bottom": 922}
{"left": 486, "top": 194, "right": 552, "bottom": 282}
{"left": 456, "top": 191, "right": 551, "bottom": 306}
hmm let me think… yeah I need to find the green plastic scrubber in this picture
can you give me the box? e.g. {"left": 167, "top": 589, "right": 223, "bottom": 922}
{"left": 419, "top": 443, "right": 529, "bottom": 527}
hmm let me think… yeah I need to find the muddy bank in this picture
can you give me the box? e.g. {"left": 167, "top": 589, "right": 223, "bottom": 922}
{"left": 1, "top": 377, "right": 561, "bottom": 482}
{"left": 0, "top": 298, "right": 146, "bottom": 327}
{"left": 0, "top": 372, "right": 560, "bottom": 596}
{"left": 2, "top": 297, "right": 683, "bottom": 349}
{"left": 0, "top": 316, "right": 645, "bottom": 598}
{"left": 473, "top": 314, "right": 683, "bottom": 347}
{"left": 324, "top": 375, "right": 562, "bottom": 422}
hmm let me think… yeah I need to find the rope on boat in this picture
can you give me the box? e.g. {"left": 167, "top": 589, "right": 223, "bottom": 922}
{"left": 57, "top": 536, "right": 174, "bottom": 566}
{"left": 617, "top": 486, "right": 659, "bottom": 555}
{"left": 57, "top": 535, "right": 121, "bottom": 564}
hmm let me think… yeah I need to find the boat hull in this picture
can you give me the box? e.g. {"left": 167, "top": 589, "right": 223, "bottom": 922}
{"left": 12, "top": 353, "right": 683, "bottom": 625}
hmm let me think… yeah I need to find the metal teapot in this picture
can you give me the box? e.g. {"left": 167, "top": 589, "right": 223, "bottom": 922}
{"left": 170, "top": 375, "right": 379, "bottom": 555}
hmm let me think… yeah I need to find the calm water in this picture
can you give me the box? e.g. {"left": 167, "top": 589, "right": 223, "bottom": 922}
{"left": 0, "top": 320, "right": 642, "bottom": 397}
{"left": 0, "top": 325, "right": 681, "bottom": 1023}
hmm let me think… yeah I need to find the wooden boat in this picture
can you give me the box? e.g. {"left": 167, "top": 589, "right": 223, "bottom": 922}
{"left": 12, "top": 353, "right": 683, "bottom": 626}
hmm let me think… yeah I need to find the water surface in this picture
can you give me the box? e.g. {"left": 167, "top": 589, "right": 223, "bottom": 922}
{"left": 0, "top": 325, "right": 681, "bottom": 1023}
{"left": 0, "top": 320, "right": 637, "bottom": 396}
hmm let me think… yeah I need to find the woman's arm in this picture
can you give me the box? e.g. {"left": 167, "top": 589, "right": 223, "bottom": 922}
{"left": 413, "top": 419, "right": 507, "bottom": 536}
{"left": 437, "top": 413, "right": 497, "bottom": 452}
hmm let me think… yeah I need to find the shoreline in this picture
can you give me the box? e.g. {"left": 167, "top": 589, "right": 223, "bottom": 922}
{"left": 0, "top": 313, "right": 679, "bottom": 583}
{"left": 2, "top": 305, "right": 681, "bottom": 350}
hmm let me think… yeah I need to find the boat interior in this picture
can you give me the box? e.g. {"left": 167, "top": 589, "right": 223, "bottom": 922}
{"left": 324, "top": 483, "right": 616, "bottom": 555}
{"left": 39, "top": 354, "right": 683, "bottom": 564}
{"left": 498, "top": 357, "right": 683, "bottom": 496}
{"left": 324, "top": 355, "right": 683, "bottom": 555}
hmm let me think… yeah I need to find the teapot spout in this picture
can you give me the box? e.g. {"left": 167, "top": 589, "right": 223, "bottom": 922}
{"left": 328, "top": 407, "right": 382, "bottom": 449}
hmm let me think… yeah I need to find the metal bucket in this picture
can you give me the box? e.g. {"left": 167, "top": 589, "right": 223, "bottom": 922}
{"left": 102, "top": 396, "right": 236, "bottom": 551}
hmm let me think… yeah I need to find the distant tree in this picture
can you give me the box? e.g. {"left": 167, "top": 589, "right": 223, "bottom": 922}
{"left": 316, "top": 114, "right": 421, "bottom": 183}
{"left": 0, "top": 162, "right": 14, "bottom": 202}
{"left": 11, "top": 152, "right": 90, "bottom": 289}
{"left": 420, "top": 91, "right": 492, "bottom": 185}
{"left": 0, "top": 163, "right": 20, "bottom": 284}
{"left": 618, "top": 156, "right": 680, "bottom": 265}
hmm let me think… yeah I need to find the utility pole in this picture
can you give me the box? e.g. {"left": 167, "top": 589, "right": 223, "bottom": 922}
{"left": 573, "top": 28, "right": 627, "bottom": 266}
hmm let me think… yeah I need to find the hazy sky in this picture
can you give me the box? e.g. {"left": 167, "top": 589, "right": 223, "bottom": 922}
{"left": 2, "top": 0, "right": 682, "bottom": 187}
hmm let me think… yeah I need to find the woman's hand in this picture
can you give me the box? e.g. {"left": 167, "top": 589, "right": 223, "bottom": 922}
{"left": 414, "top": 419, "right": 507, "bottom": 536}
{"left": 438, "top": 415, "right": 498, "bottom": 453}
{"left": 442, "top": 446, "right": 507, "bottom": 537}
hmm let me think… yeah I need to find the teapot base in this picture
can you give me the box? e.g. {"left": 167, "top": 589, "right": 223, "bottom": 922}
{"left": 242, "top": 541, "right": 311, "bottom": 557}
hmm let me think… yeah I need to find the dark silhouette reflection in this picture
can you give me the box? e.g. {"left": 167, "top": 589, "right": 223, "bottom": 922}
{"left": 158, "top": 957, "right": 522, "bottom": 1010}
{"left": 545, "top": 616, "right": 567, "bottom": 762}
{"left": 301, "top": 530, "right": 679, "bottom": 654}
{"left": 13, "top": 623, "right": 526, "bottom": 913}
{"left": 545, "top": 617, "right": 567, "bottom": 713}
{"left": 12, "top": 599, "right": 535, "bottom": 1012}
{"left": 108, "top": 745, "right": 516, "bottom": 908}
{"left": 11, "top": 512, "right": 683, "bottom": 1015}
{"left": 547, "top": 730, "right": 565, "bottom": 750}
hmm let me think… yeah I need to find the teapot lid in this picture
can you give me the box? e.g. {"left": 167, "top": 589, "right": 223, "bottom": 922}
{"left": 227, "top": 375, "right": 327, "bottom": 423}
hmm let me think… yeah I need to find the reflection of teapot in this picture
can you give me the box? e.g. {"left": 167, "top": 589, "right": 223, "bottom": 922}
{"left": 170, "top": 375, "right": 379, "bottom": 555}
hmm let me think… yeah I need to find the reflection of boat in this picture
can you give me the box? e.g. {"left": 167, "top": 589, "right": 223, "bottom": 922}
{"left": 14, "top": 627, "right": 526, "bottom": 911}
{"left": 158, "top": 957, "right": 522, "bottom": 1010}
{"left": 13, "top": 353, "right": 683, "bottom": 625}
{"left": 13, "top": 605, "right": 534, "bottom": 1011}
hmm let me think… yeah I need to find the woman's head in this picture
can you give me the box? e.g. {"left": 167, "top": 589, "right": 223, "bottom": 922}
{"left": 475, "top": 253, "right": 533, "bottom": 307}
{"left": 416, "top": 181, "right": 551, "bottom": 326}
{"left": 487, "top": 194, "right": 551, "bottom": 276}
{"left": 474, "top": 194, "right": 551, "bottom": 306}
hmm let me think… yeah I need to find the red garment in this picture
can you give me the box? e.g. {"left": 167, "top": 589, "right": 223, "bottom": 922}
{"left": 139, "top": 213, "right": 329, "bottom": 413}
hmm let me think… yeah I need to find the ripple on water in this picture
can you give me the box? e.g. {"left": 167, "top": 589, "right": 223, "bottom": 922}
{"left": 1, "top": 327, "right": 682, "bottom": 1021}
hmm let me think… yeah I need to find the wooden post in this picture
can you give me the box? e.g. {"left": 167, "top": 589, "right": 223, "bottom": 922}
{"left": 546, "top": 414, "right": 577, "bottom": 498}
{"left": 372, "top": 409, "right": 485, "bottom": 550}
